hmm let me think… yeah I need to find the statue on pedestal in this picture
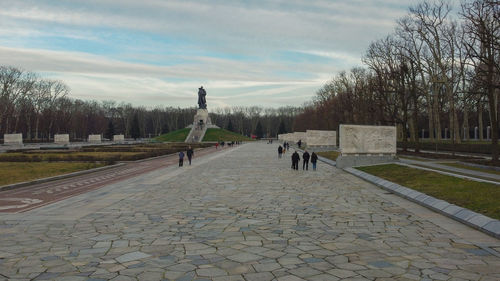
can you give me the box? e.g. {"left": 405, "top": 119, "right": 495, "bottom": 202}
{"left": 198, "top": 86, "right": 207, "bottom": 109}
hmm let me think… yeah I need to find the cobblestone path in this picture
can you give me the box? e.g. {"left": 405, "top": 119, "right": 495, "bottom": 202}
{"left": 0, "top": 142, "right": 499, "bottom": 280}
{"left": 0, "top": 146, "right": 227, "bottom": 213}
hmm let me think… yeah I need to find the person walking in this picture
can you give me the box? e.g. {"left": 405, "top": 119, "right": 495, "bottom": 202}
{"left": 215, "top": 142, "right": 219, "bottom": 149}
{"left": 291, "top": 150, "right": 300, "bottom": 170}
{"left": 297, "top": 139, "right": 302, "bottom": 148}
{"left": 302, "top": 150, "right": 310, "bottom": 170}
{"left": 178, "top": 151, "right": 185, "bottom": 167}
{"left": 187, "top": 146, "right": 194, "bottom": 165}
{"left": 278, "top": 145, "right": 283, "bottom": 158}
{"left": 311, "top": 152, "right": 318, "bottom": 171}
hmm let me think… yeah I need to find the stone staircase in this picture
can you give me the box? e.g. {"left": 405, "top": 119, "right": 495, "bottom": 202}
{"left": 185, "top": 124, "right": 208, "bottom": 143}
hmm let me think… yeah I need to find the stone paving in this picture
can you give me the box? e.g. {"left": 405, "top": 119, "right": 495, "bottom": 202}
{"left": 0, "top": 142, "right": 500, "bottom": 281}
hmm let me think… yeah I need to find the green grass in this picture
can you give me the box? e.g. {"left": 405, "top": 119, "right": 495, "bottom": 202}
{"left": 155, "top": 128, "right": 191, "bottom": 142}
{"left": 0, "top": 162, "right": 106, "bottom": 186}
{"left": 316, "top": 151, "right": 340, "bottom": 161}
{"left": 203, "top": 128, "right": 252, "bottom": 142}
{"left": 357, "top": 164, "right": 500, "bottom": 220}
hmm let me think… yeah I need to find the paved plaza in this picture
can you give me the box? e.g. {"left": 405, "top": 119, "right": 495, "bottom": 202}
{"left": 0, "top": 142, "right": 499, "bottom": 281}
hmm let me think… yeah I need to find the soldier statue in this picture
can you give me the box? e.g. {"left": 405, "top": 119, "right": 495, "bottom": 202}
{"left": 198, "top": 86, "right": 207, "bottom": 109}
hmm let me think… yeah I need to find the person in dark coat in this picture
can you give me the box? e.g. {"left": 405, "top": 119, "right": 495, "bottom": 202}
{"left": 311, "top": 152, "right": 318, "bottom": 171}
{"left": 178, "top": 151, "right": 185, "bottom": 167}
{"left": 297, "top": 139, "right": 302, "bottom": 148}
{"left": 291, "top": 150, "right": 300, "bottom": 170}
{"left": 186, "top": 146, "right": 194, "bottom": 165}
{"left": 302, "top": 150, "right": 310, "bottom": 170}
{"left": 278, "top": 145, "right": 283, "bottom": 158}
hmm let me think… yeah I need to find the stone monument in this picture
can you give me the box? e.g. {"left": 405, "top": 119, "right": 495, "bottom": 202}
{"left": 88, "top": 134, "right": 102, "bottom": 143}
{"left": 185, "top": 87, "right": 219, "bottom": 143}
{"left": 54, "top": 134, "right": 70, "bottom": 145}
{"left": 336, "top": 124, "right": 397, "bottom": 168}
{"left": 3, "top": 133, "right": 23, "bottom": 145}
{"left": 113, "top": 134, "right": 125, "bottom": 143}
{"left": 306, "top": 130, "right": 337, "bottom": 147}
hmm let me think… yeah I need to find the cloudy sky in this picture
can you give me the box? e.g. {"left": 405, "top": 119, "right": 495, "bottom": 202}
{"left": 0, "top": 0, "right": 416, "bottom": 108}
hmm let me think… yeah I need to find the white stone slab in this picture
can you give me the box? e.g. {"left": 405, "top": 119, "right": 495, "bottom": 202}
{"left": 339, "top": 125, "right": 396, "bottom": 155}
{"left": 113, "top": 134, "right": 125, "bottom": 142}
{"left": 88, "top": 134, "right": 102, "bottom": 143}
{"left": 3, "top": 133, "right": 22, "bottom": 145}
{"left": 54, "top": 134, "right": 69, "bottom": 144}
{"left": 306, "top": 130, "right": 336, "bottom": 146}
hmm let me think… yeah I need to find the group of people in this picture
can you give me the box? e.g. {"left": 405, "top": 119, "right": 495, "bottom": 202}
{"left": 178, "top": 146, "right": 194, "bottom": 167}
{"left": 278, "top": 144, "right": 318, "bottom": 171}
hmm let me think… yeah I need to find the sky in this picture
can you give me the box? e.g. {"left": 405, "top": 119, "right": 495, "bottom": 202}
{"left": 0, "top": 0, "right": 417, "bottom": 108}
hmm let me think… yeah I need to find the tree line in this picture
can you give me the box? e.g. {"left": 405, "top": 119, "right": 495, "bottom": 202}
{"left": 0, "top": 65, "right": 300, "bottom": 141}
{"left": 294, "top": 0, "right": 500, "bottom": 160}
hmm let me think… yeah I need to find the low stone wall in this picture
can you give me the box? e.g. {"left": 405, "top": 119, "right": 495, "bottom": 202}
{"left": 88, "top": 134, "right": 102, "bottom": 143}
{"left": 306, "top": 130, "right": 336, "bottom": 146}
{"left": 54, "top": 134, "right": 70, "bottom": 145}
{"left": 3, "top": 133, "right": 22, "bottom": 145}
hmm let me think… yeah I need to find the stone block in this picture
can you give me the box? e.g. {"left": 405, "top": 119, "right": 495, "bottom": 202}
{"left": 442, "top": 205, "right": 463, "bottom": 216}
{"left": 454, "top": 209, "right": 479, "bottom": 221}
{"left": 113, "top": 134, "right": 125, "bottom": 142}
{"left": 54, "top": 134, "right": 70, "bottom": 145}
{"left": 482, "top": 221, "right": 500, "bottom": 237}
{"left": 467, "top": 215, "right": 495, "bottom": 228}
{"left": 3, "top": 133, "right": 22, "bottom": 145}
{"left": 339, "top": 124, "right": 396, "bottom": 155}
{"left": 88, "top": 134, "right": 102, "bottom": 143}
{"left": 429, "top": 200, "right": 450, "bottom": 211}
{"left": 306, "top": 130, "right": 336, "bottom": 146}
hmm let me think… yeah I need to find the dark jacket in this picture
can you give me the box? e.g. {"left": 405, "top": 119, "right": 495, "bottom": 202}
{"left": 291, "top": 152, "right": 300, "bottom": 162}
{"left": 179, "top": 151, "right": 185, "bottom": 159}
{"left": 302, "top": 151, "right": 310, "bottom": 162}
{"left": 311, "top": 152, "right": 318, "bottom": 163}
{"left": 278, "top": 146, "right": 283, "bottom": 153}
{"left": 187, "top": 148, "right": 194, "bottom": 158}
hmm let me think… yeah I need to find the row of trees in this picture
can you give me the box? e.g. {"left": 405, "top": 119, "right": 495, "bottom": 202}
{"left": 294, "top": 0, "right": 499, "bottom": 160}
{"left": 0, "top": 65, "right": 300, "bottom": 141}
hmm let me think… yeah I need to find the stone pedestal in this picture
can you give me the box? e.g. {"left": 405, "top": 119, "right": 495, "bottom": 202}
{"left": 54, "top": 134, "right": 70, "bottom": 145}
{"left": 193, "top": 109, "right": 212, "bottom": 127}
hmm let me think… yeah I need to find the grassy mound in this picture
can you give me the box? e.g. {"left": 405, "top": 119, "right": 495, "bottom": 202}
{"left": 203, "top": 128, "right": 252, "bottom": 142}
{"left": 154, "top": 128, "right": 191, "bottom": 142}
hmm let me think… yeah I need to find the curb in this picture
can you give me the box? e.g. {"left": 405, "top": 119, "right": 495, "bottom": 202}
{"left": 0, "top": 163, "right": 126, "bottom": 192}
{"left": 343, "top": 167, "right": 500, "bottom": 239}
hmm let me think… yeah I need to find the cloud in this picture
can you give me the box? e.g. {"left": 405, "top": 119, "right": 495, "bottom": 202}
{"left": 0, "top": 0, "right": 416, "bottom": 107}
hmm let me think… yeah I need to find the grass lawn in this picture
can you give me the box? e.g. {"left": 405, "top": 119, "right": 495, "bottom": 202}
{"left": 0, "top": 162, "right": 106, "bottom": 186}
{"left": 357, "top": 164, "right": 500, "bottom": 220}
{"left": 316, "top": 151, "right": 340, "bottom": 161}
{"left": 203, "top": 128, "right": 252, "bottom": 142}
{"left": 155, "top": 128, "right": 191, "bottom": 142}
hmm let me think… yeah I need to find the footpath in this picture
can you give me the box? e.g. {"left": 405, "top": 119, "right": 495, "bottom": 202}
{"left": 0, "top": 142, "right": 499, "bottom": 281}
